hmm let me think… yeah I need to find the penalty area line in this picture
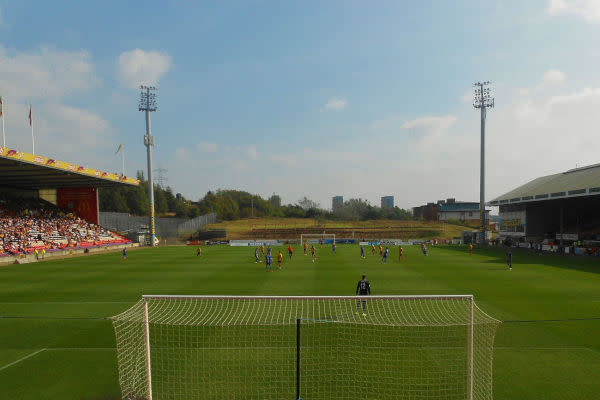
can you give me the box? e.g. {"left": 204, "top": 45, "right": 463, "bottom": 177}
{"left": 45, "top": 347, "right": 114, "bottom": 351}
{"left": 0, "top": 348, "right": 47, "bottom": 372}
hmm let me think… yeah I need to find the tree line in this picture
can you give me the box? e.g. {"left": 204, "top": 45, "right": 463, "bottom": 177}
{"left": 194, "top": 191, "right": 414, "bottom": 221}
{"left": 99, "top": 171, "right": 200, "bottom": 219}
{"left": 99, "top": 172, "right": 414, "bottom": 221}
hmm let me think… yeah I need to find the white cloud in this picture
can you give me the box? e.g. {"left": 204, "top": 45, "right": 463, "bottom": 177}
{"left": 400, "top": 115, "right": 458, "bottom": 150}
{"left": 118, "top": 49, "right": 172, "bottom": 89}
{"left": 197, "top": 141, "right": 219, "bottom": 153}
{"left": 270, "top": 153, "right": 297, "bottom": 166}
{"left": 541, "top": 69, "right": 566, "bottom": 86}
{"left": 4, "top": 102, "right": 118, "bottom": 168}
{"left": 246, "top": 144, "right": 258, "bottom": 159}
{"left": 323, "top": 97, "right": 347, "bottom": 111}
{"left": 547, "top": 0, "right": 600, "bottom": 22}
{"left": 0, "top": 45, "right": 131, "bottom": 175}
{"left": 460, "top": 92, "right": 473, "bottom": 103}
{"left": 515, "top": 69, "right": 566, "bottom": 98}
{"left": 485, "top": 85, "right": 600, "bottom": 197}
{"left": 401, "top": 115, "right": 457, "bottom": 131}
{"left": 164, "top": 69, "right": 600, "bottom": 210}
{"left": 0, "top": 46, "right": 98, "bottom": 102}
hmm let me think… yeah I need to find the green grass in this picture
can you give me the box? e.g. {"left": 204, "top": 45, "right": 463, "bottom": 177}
{"left": 1, "top": 245, "right": 600, "bottom": 399}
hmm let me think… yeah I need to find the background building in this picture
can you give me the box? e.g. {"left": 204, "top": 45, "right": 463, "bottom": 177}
{"left": 489, "top": 163, "right": 600, "bottom": 245}
{"left": 412, "top": 202, "right": 439, "bottom": 221}
{"left": 413, "top": 198, "right": 489, "bottom": 224}
{"left": 437, "top": 198, "right": 489, "bottom": 224}
{"left": 381, "top": 196, "right": 394, "bottom": 209}
{"left": 332, "top": 195, "right": 343, "bottom": 212}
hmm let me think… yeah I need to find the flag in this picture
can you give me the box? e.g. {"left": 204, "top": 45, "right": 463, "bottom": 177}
{"left": 28, "top": 104, "right": 32, "bottom": 127}
{"left": 115, "top": 143, "right": 123, "bottom": 154}
{"left": 0, "top": 97, "right": 3, "bottom": 117}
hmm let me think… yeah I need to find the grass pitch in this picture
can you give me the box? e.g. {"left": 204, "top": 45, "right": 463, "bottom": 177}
{"left": 1, "top": 244, "right": 599, "bottom": 399}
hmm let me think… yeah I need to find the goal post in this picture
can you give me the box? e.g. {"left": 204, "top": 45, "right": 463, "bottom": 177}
{"left": 300, "top": 233, "right": 335, "bottom": 245}
{"left": 111, "top": 295, "right": 500, "bottom": 400}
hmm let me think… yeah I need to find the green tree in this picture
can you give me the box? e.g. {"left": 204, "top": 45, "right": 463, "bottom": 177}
{"left": 154, "top": 185, "right": 168, "bottom": 214}
{"left": 297, "top": 197, "right": 320, "bottom": 211}
{"left": 165, "top": 187, "right": 178, "bottom": 212}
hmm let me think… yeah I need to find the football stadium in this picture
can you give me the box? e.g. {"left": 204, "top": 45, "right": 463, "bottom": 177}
{"left": 1, "top": 146, "right": 600, "bottom": 399}
{"left": 2, "top": 3, "right": 600, "bottom": 400}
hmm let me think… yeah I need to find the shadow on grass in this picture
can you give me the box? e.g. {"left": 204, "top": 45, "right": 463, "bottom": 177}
{"left": 439, "top": 245, "right": 600, "bottom": 274}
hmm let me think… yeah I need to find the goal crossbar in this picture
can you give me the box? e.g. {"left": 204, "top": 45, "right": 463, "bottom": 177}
{"left": 300, "top": 233, "right": 335, "bottom": 245}
{"left": 142, "top": 294, "right": 475, "bottom": 300}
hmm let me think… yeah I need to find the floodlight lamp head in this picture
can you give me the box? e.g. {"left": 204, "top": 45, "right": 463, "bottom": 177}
{"left": 472, "top": 81, "right": 494, "bottom": 109}
{"left": 138, "top": 85, "right": 158, "bottom": 112}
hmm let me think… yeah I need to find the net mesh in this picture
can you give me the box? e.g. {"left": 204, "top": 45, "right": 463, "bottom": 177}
{"left": 111, "top": 296, "right": 500, "bottom": 400}
{"left": 300, "top": 234, "right": 335, "bottom": 245}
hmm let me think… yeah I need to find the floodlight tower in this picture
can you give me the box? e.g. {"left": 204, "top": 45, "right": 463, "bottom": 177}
{"left": 473, "top": 82, "right": 494, "bottom": 244}
{"left": 139, "top": 86, "right": 157, "bottom": 246}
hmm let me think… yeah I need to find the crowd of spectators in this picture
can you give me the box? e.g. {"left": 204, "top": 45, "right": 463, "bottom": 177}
{"left": 496, "top": 236, "right": 600, "bottom": 257}
{"left": 0, "top": 195, "right": 129, "bottom": 256}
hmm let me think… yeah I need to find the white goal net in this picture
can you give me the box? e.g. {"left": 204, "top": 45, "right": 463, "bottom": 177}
{"left": 111, "top": 295, "right": 500, "bottom": 400}
{"left": 300, "top": 233, "right": 335, "bottom": 245}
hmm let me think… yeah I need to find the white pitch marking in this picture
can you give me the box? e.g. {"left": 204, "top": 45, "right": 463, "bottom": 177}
{"left": 44, "top": 347, "right": 114, "bottom": 351}
{"left": 0, "top": 348, "right": 46, "bottom": 372}
{"left": 0, "top": 301, "right": 131, "bottom": 305}
{"left": 495, "top": 346, "right": 600, "bottom": 355}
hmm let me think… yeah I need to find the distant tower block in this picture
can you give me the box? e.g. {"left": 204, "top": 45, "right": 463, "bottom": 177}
{"left": 381, "top": 196, "right": 394, "bottom": 209}
{"left": 332, "top": 195, "right": 343, "bottom": 212}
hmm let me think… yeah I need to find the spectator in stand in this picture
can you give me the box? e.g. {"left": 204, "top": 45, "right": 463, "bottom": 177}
{"left": 0, "top": 195, "right": 128, "bottom": 255}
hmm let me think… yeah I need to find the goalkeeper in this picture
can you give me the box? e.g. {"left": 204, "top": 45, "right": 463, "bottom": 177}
{"left": 355, "top": 274, "right": 371, "bottom": 315}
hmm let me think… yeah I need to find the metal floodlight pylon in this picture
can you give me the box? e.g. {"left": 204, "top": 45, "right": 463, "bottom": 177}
{"left": 473, "top": 81, "right": 494, "bottom": 244}
{"left": 139, "top": 85, "right": 158, "bottom": 246}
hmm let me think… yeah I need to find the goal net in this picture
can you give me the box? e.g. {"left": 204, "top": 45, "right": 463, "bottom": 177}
{"left": 111, "top": 295, "right": 500, "bottom": 400}
{"left": 300, "top": 233, "right": 335, "bottom": 245}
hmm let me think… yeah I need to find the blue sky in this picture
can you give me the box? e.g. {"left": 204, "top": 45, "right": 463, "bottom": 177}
{"left": 1, "top": 1, "right": 600, "bottom": 209}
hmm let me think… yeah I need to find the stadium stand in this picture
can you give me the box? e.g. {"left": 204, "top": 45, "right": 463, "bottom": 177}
{"left": 0, "top": 147, "right": 138, "bottom": 259}
{"left": 490, "top": 163, "right": 600, "bottom": 253}
{"left": 0, "top": 194, "right": 129, "bottom": 256}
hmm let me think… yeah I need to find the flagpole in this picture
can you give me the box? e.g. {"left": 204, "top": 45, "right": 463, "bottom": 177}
{"left": 30, "top": 103, "right": 34, "bottom": 154}
{"left": 121, "top": 146, "right": 125, "bottom": 176}
{"left": 1, "top": 102, "right": 5, "bottom": 148}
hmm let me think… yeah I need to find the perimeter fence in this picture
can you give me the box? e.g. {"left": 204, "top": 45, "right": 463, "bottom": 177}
{"left": 99, "top": 212, "right": 216, "bottom": 238}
